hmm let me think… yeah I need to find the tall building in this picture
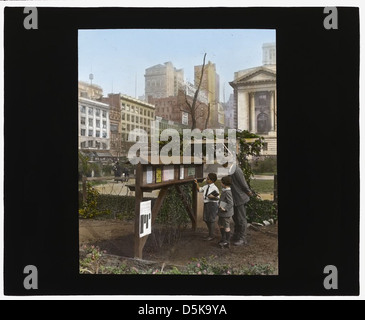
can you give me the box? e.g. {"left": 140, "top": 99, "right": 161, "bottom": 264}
{"left": 148, "top": 88, "right": 209, "bottom": 131}
{"left": 194, "top": 61, "right": 223, "bottom": 128}
{"left": 229, "top": 43, "right": 277, "bottom": 156}
{"left": 101, "top": 93, "right": 122, "bottom": 157}
{"left": 223, "top": 94, "right": 235, "bottom": 129}
{"left": 78, "top": 97, "right": 110, "bottom": 151}
{"left": 120, "top": 94, "right": 156, "bottom": 156}
{"left": 145, "top": 62, "right": 184, "bottom": 99}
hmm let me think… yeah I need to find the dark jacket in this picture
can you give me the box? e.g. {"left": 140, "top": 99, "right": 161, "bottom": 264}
{"left": 229, "top": 164, "right": 252, "bottom": 206}
{"left": 218, "top": 188, "right": 234, "bottom": 218}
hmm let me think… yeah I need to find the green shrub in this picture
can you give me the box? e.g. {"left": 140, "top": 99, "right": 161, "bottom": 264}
{"left": 246, "top": 196, "right": 278, "bottom": 224}
{"left": 78, "top": 183, "right": 111, "bottom": 219}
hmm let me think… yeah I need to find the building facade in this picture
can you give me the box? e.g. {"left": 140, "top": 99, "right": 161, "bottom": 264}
{"left": 229, "top": 44, "right": 277, "bottom": 156}
{"left": 194, "top": 61, "right": 224, "bottom": 128}
{"left": 148, "top": 89, "right": 209, "bottom": 131}
{"left": 101, "top": 93, "right": 122, "bottom": 157}
{"left": 78, "top": 97, "right": 110, "bottom": 151}
{"left": 120, "top": 94, "right": 156, "bottom": 155}
{"left": 145, "top": 62, "right": 184, "bottom": 99}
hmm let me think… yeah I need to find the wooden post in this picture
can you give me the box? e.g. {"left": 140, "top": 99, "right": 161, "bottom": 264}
{"left": 192, "top": 181, "right": 198, "bottom": 231}
{"left": 134, "top": 163, "right": 143, "bottom": 258}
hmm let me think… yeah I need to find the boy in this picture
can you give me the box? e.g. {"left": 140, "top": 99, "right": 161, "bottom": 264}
{"left": 217, "top": 176, "right": 234, "bottom": 248}
{"left": 194, "top": 173, "right": 219, "bottom": 241}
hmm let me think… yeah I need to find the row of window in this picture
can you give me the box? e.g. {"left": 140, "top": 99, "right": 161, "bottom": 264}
{"left": 80, "top": 117, "right": 107, "bottom": 128}
{"left": 121, "top": 103, "right": 154, "bottom": 117}
{"left": 80, "top": 129, "right": 108, "bottom": 138}
{"left": 80, "top": 105, "right": 107, "bottom": 118}
{"left": 121, "top": 114, "right": 152, "bottom": 125}
{"left": 121, "top": 124, "right": 151, "bottom": 133}
{"left": 80, "top": 141, "right": 108, "bottom": 149}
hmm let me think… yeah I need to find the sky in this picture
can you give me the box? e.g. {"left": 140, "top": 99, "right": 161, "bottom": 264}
{"left": 78, "top": 29, "right": 276, "bottom": 102}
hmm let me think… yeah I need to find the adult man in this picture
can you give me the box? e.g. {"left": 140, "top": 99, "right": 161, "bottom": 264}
{"left": 223, "top": 162, "right": 253, "bottom": 246}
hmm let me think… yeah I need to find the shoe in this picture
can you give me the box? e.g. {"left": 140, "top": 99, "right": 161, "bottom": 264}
{"left": 219, "top": 241, "right": 230, "bottom": 248}
{"left": 218, "top": 239, "right": 226, "bottom": 245}
{"left": 204, "top": 236, "right": 215, "bottom": 241}
{"left": 232, "top": 239, "right": 247, "bottom": 246}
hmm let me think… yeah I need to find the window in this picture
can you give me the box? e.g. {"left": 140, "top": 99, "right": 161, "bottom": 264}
{"left": 88, "top": 118, "right": 93, "bottom": 126}
{"left": 88, "top": 140, "right": 93, "bottom": 147}
{"left": 122, "top": 113, "right": 125, "bottom": 120}
{"left": 80, "top": 117, "right": 86, "bottom": 125}
{"left": 102, "top": 143, "right": 107, "bottom": 149}
{"left": 127, "top": 124, "right": 130, "bottom": 131}
{"left": 88, "top": 129, "right": 93, "bottom": 136}
{"left": 88, "top": 107, "right": 93, "bottom": 115}
{"left": 80, "top": 142, "right": 86, "bottom": 148}
{"left": 96, "top": 130, "right": 100, "bottom": 137}
{"left": 81, "top": 129, "right": 86, "bottom": 136}
{"left": 131, "top": 106, "right": 134, "bottom": 112}
{"left": 102, "top": 110, "right": 107, "bottom": 118}
{"left": 80, "top": 105, "right": 86, "bottom": 113}
{"left": 96, "top": 119, "right": 100, "bottom": 128}
{"left": 96, "top": 109, "right": 100, "bottom": 117}
{"left": 102, "top": 131, "right": 107, "bottom": 138}
{"left": 95, "top": 141, "right": 100, "bottom": 149}
{"left": 103, "top": 121, "right": 107, "bottom": 129}
{"left": 131, "top": 115, "right": 134, "bottom": 122}
{"left": 122, "top": 103, "right": 126, "bottom": 110}
{"left": 144, "top": 109, "right": 146, "bottom": 116}
{"left": 127, "top": 114, "right": 130, "bottom": 121}
{"left": 126, "top": 105, "right": 130, "bottom": 111}
{"left": 110, "top": 124, "right": 118, "bottom": 132}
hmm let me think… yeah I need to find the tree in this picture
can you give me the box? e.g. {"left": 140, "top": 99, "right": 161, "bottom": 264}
{"left": 181, "top": 53, "right": 209, "bottom": 130}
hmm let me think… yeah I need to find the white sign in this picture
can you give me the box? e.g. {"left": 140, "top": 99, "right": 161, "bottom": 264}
{"left": 140, "top": 200, "right": 152, "bottom": 238}
{"left": 182, "top": 112, "right": 189, "bottom": 125}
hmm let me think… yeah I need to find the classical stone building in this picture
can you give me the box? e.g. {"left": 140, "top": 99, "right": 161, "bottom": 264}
{"left": 145, "top": 62, "right": 184, "bottom": 99}
{"left": 229, "top": 43, "right": 277, "bottom": 155}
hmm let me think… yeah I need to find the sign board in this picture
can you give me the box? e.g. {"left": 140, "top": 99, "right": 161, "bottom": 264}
{"left": 139, "top": 200, "right": 152, "bottom": 238}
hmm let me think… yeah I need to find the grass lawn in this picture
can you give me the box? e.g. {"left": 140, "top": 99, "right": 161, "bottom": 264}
{"left": 250, "top": 179, "right": 274, "bottom": 194}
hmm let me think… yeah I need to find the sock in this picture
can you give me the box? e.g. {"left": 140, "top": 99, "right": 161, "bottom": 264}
{"left": 220, "top": 228, "right": 225, "bottom": 241}
{"left": 209, "top": 223, "right": 216, "bottom": 237}
{"left": 225, "top": 231, "right": 231, "bottom": 242}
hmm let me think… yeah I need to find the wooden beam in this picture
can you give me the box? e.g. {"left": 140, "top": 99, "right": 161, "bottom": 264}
{"left": 134, "top": 163, "right": 143, "bottom": 258}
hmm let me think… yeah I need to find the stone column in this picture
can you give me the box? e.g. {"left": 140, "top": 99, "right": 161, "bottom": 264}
{"left": 270, "top": 91, "right": 275, "bottom": 131}
{"left": 250, "top": 92, "right": 256, "bottom": 133}
{"left": 237, "top": 90, "right": 250, "bottom": 131}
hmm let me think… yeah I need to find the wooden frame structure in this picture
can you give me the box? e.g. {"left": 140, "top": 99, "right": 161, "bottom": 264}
{"left": 127, "top": 158, "right": 204, "bottom": 259}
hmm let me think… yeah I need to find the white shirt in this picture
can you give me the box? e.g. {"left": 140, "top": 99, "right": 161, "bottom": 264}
{"left": 199, "top": 183, "right": 220, "bottom": 203}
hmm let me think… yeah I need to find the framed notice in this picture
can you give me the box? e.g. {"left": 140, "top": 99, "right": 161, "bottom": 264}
{"left": 140, "top": 200, "right": 152, "bottom": 238}
{"left": 180, "top": 165, "right": 185, "bottom": 180}
{"left": 155, "top": 167, "right": 162, "bottom": 183}
{"left": 187, "top": 166, "right": 196, "bottom": 177}
{"left": 163, "top": 165, "right": 174, "bottom": 182}
{"left": 146, "top": 166, "right": 153, "bottom": 184}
